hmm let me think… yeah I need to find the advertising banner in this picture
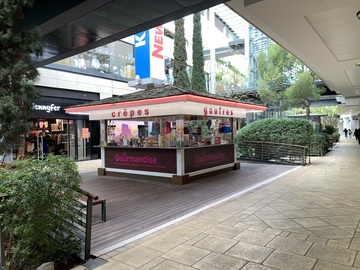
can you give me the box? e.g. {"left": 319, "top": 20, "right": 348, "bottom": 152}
{"left": 149, "top": 25, "right": 164, "bottom": 80}
{"left": 134, "top": 30, "right": 150, "bottom": 79}
{"left": 134, "top": 26, "right": 164, "bottom": 80}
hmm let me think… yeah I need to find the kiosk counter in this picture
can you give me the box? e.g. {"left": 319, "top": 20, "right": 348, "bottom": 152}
{"left": 66, "top": 87, "right": 267, "bottom": 184}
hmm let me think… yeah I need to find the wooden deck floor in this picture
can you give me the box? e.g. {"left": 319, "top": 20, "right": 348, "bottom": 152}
{"left": 80, "top": 162, "right": 297, "bottom": 255}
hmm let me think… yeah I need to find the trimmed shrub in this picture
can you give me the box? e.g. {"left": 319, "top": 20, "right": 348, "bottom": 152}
{"left": 323, "top": 125, "right": 337, "bottom": 135}
{"left": 0, "top": 154, "right": 82, "bottom": 270}
{"left": 236, "top": 118, "right": 313, "bottom": 146}
{"left": 310, "top": 133, "right": 329, "bottom": 155}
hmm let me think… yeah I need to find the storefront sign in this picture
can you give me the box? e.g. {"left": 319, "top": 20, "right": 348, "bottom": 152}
{"left": 32, "top": 97, "right": 89, "bottom": 119}
{"left": 105, "top": 148, "right": 177, "bottom": 174}
{"left": 111, "top": 108, "right": 149, "bottom": 118}
{"left": 203, "top": 107, "right": 234, "bottom": 116}
{"left": 32, "top": 103, "right": 61, "bottom": 113}
{"left": 88, "top": 102, "right": 247, "bottom": 121}
{"left": 66, "top": 91, "right": 265, "bottom": 120}
{"left": 184, "top": 144, "right": 235, "bottom": 173}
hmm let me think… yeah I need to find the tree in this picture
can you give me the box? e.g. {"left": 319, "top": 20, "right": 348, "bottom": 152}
{"left": 312, "top": 105, "right": 339, "bottom": 129}
{"left": 173, "top": 18, "right": 190, "bottom": 89}
{"left": 0, "top": 0, "right": 42, "bottom": 161}
{"left": 256, "top": 42, "right": 323, "bottom": 119}
{"left": 216, "top": 58, "right": 246, "bottom": 96}
{"left": 284, "top": 72, "right": 323, "bottom": 120}
{"left": 191, "top": 12, "right": 206, "bottom": 92}
{"left": 290, "top": 105, "right": 340, "bottom": 130}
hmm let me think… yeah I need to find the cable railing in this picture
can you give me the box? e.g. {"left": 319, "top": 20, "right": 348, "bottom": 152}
{"left": 237, "top": 140, "right": 308, "bottom": 165}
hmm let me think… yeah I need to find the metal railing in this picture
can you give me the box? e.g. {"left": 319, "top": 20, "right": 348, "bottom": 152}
{"left": 237, "top": 141, "right": 308, "bottom": 165}
{"left": 72, "top": 188, "right": 105, "bottom": 261}
{"left": 0, "top": 189, "right": 103, "bottom": 265}
{"left": 309, "top": 135, "right": 327, "bottom": 156}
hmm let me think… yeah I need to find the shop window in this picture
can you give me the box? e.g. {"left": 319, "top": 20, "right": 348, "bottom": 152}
{"left": 104, "top": 116, "right": 233, "bottom": 148}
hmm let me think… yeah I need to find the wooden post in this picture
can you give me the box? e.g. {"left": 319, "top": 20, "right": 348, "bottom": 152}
{"left": 84, "top": 197, "right": 93, "bottom": 261}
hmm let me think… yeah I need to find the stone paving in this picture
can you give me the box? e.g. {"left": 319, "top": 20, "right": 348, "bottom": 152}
{"left": 76, "top": 138, "right": 360, "bottom": 269}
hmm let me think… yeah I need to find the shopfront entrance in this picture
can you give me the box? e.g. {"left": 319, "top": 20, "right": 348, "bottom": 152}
{"left": 26, "top": 118, "right": 100, "bottom": 161}
{"left": 25, "top": 87, "right": 100, "bottom": 161}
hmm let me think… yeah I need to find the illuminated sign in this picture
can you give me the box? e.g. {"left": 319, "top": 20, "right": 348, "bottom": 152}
{"left": 32, "top": 103, "right": 61, "bottom": 113}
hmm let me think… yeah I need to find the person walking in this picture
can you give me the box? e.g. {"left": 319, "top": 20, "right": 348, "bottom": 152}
{"left": 343, "top": 128, "right": 348, "bottom": 138}
{"left": 354, "top": 128, "right": 359, "bottom": 141}
{"left": 348, "top": 129, "right": 352, "bottom": 139}
{"left": 165, "top": 66, "right": 170, "bottom": 82}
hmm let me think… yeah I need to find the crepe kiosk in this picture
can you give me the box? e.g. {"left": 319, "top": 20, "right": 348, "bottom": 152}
{"left": 66, "top": 87, "right": 267, "bottom": 184}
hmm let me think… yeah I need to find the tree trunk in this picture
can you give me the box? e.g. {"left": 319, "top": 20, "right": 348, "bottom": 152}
{"left": 304, "top": 98, "right": 311, "bottom": 120}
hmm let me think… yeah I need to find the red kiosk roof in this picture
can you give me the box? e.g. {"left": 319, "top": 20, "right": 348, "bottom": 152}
{"left": 66, "top": 86, "right": 267, "bottom": 114}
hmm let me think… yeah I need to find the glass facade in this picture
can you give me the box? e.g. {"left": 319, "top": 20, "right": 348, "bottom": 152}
{"left": 248, "top": 25, "right": 270, "bottom": 88}
{"left": 55, "top": 40, "right": 136, "bottom": 79}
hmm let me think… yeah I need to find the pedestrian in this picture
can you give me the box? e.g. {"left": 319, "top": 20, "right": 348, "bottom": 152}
{"left": 348, "top": 129, "right": 352, "bottom": 139}
{"left": 343, "top": 128, "right": 348, "bottom": 138}
{"left": 354, "top": 128, "right": 359, "bottom": 141}
{"left": 165, "top": 66, "right": 170, "bottom": 81}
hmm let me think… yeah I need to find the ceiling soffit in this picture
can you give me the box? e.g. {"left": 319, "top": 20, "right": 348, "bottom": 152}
{"left": 305, "top": 5, "right": 360, "bottom": 62}
{"left": 244, "top": 0, "right": 263, "bottom": 7}
{"left": 25, "top": 0, "right": 227, "bottom": 67}
{"left": 345, "top": 69, "right": 360, "bottom": 87}
{"left": 225, "top": 0, "right": 360, "bottom": 115}
{"left": 306, "top": 4, "right": 360, "bottom": 94}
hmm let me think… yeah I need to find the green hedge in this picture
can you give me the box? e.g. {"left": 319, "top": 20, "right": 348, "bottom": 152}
{"left": 0, "top": 155, "right": 82, "bottom": 269}
{"left": 236, "top": 118, "right": 313, "bottom": 146}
